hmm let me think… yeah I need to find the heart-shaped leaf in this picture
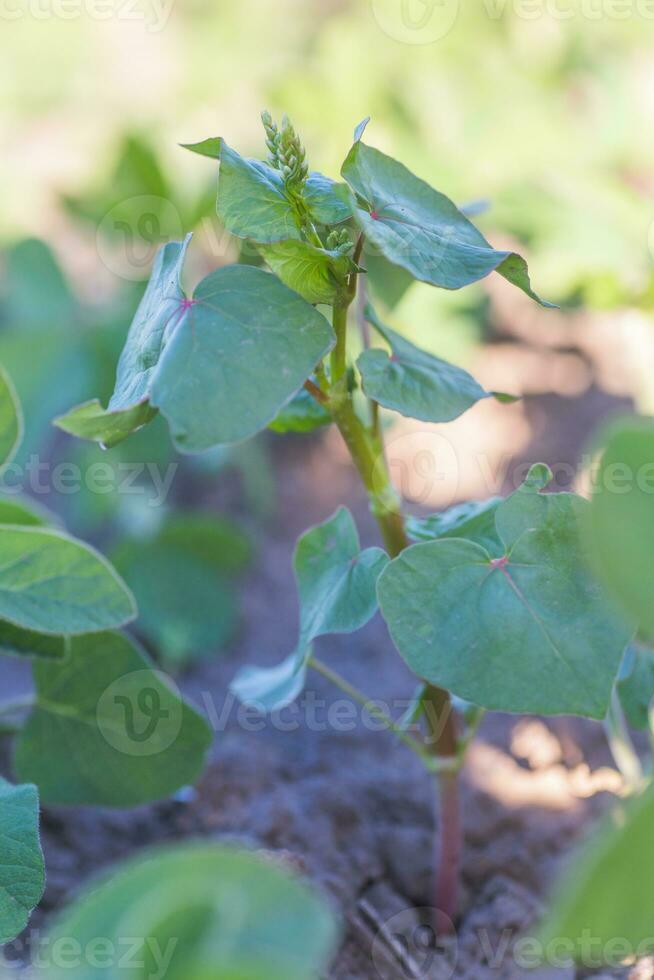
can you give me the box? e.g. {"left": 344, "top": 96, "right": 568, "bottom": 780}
{"left": 378, "top": 465, "right": 631, "bottom": 718}
{"left": 41, "top": 843, "right": 339, "bottom": 980}
{"left": 341, "top": 140, "right": 554, "bottom": 306}
{"left": 0, "top": 778, "right": 44, "bottom": 944}
{"left": 0, "top": 526, "right": 136, "bottom": 635}
{"left": 587, "top": 417, "right": 654, "bottom": 638}
{"left": 232, "top": 507, "right": 388, "bottom": 711}
{"left": 55, "top": 236, "right": 191, "bottom": 448}
{"left": 539, "top": 783, "right": 654, "bottom": 964}
{"left": 0, "top": 366, "right": 23, "bottom": 474}
{"left": 358, "top": 305, "right": 514, "bottom": 423}
{"left": 14, "top": 631, "right": 212, "bottom": 807}
{"left": 151, "top": 265, "right": 334, "bottom": 451}
{"left": 257, "top": 240, "right": 353, "bottom": 305}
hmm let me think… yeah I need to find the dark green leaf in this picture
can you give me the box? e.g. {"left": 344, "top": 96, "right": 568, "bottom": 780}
{"left": 618, "top": 643, "right": 654, "bottom": 730}
{"left": 41, "top": 843, "right": 339, "bottom": 980}
{"left": 270, "top": 386, "right": 331, "bottom": 434}
{"left": 0, "top": 526, "right": 136, "bottom": 635}
{"left": 378, "top": 465, "right": 631, "bottom": 718}
{"left": 112, "top": 542, "right": 239, "bottom": 667}
{"left": 0, "top": 496, "right": 53, "bottom": 527}
{"left": 0, "top": 778, "right": 44, "bottom": 944}
{"left": 14, "top": 631, "right": 212, "bottom": 806}
{"left": 539, "top": 783, "right": 654, "bottom": 963}
{"left": 0, "top": 365, "right": 22, "bottom": 474}
{"left": 341, "top": 141, "right": 554, "bottom": 306}
{"left": 157, "top": 513, "right": 252, "bottom": 573}
{"left": 364, "top": 247, "right": 415, "bottom": 310}
{"left": 587, "top": 417, "right": 654, "bottom": 638}
{"left": 151, "top": 265, "right": 334, "bottom": 451}
{"left": 0, "top": 622, "right": 67, "bottom": 660}
{"left": 3, "top": 239, "right": 76, "bottom": 331}
{"left": 406, "top": 496, "right": 503, "bottom": 553}
{"left": 358, "top": 305, "right": 514, "bottom": 423}
{"left": 232, "top": 508, "right": 388, "bottom": 710}
{"left": 257, "top": 240, "right": 353, "bottom": 305}
{"left": 54, "top": 236, "right": 191, "bottom": 448}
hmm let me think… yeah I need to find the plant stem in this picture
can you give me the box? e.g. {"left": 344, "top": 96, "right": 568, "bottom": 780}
{"left": 308, "top": 655, "right": 452, "bottom": 767}
{"left": 325, "top": 281, "right": 463, "bottom": 928}
{"left": 604, "top": 689, "right": 643, "bottom": 794}
{"left": 422, "top": 685, "right": 461, "bottom": 932}
{"left": 330, "top": 304, "right": 349, "bottom": 386}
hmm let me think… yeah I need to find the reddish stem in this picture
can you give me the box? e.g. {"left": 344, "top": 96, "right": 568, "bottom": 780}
{"left": 423, "top": 684, "right": 460, "bottom": 932}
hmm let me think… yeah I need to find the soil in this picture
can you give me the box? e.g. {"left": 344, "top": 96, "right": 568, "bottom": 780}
{"left": 1, "top": 321, "right": 649, "bottom": 979}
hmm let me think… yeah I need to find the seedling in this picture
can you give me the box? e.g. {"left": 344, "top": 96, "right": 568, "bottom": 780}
{"left": 58, "top": 114, "right": 633, "bottom": 930}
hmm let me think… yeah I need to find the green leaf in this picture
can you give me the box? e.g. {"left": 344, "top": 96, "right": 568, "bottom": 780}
{"left": 0, "top": 621, "right": 67, "bottom": 660}
{"left": 406, "top": 496, "right": 503, "bottom": 553}
{"left": 151, "top": 265, "right": 334, "bottom": 451}
{"left": 14, "top": 631, "right": 212, "bottom": 807}
{"left": 358, "top": 305, "right": 514, "bottom": 423}
{"left": 257, "top": 240, "right": 353, "bottom": 305}
{"left": 232, "top": 508, "right": 388, "bottom": 711}
{"left": 304, "top": 173, "right": 353, "bottom": 225}
{"left": 112, "top": 542, "right": 239, "bottom": 667}
{"left": 41, "top": 843, "right": 339, "bottom": 980}
{"left": 0, "top": 526, "right": 136, "bottom": 635}
{"left": 183, "top": 136, "right": 351, "bottom": 232}
{"left": 217, "top": 141, "right": 304, "bottom": 243}
{"left": 378, "top": 464, "right": 631, "bottom": 718}
{"left": 270, "top": 386, "right": 331, "bottom": 434}
{"left": 618, "top": 643, "right": 654, "bottom": 730}
{"left": 0, "top": 496, "right": 54, "bottom": 527}
{"left": 0, "top": 778, "right": 44, "bottom": 944}
{"left": 341, "top": 141, "right": 554, "bottom": 306}
{"left": 54, "top": 236, "right": 191, "bottom": 448}
{"left": 3, "top": 238, "right": 76, "bottom": 331}
{"left": 538, "top": 783, "right": 654, "bottom": 963}
{"left": 232, "top": 647, "right": 310, "bottom": 715}
{"left": 587, "top": 417, "right": 654, "bottom": 638}
{"left": 157, "top": 513, "right": 252, "bottom": 574}
{"left": 0, "top": 365, "right": 23, "bottom": 475}
{"left": 55, "top": 399, "right": 156, "bottom": 449}
{"left": 364, "top": 247, "right": 415, "bottom": 310}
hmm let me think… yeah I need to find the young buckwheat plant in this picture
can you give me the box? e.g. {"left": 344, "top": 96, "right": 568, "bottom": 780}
{"left": 57, "top": 112, "right": 634, "bottom": 929}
